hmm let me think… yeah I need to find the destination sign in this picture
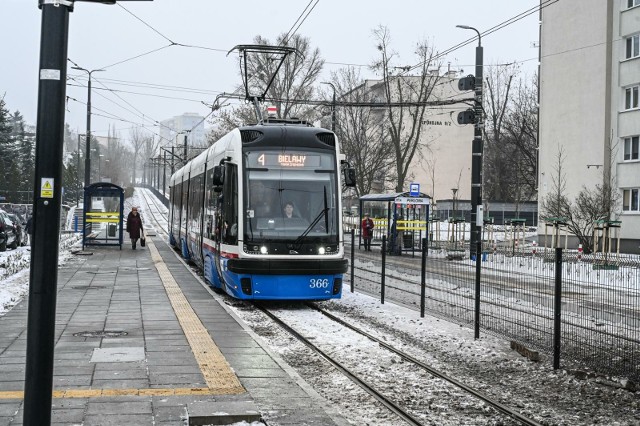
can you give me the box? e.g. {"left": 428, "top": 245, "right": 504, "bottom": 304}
{"left": 252, "top": 153, "right": 321, "bottom": 168}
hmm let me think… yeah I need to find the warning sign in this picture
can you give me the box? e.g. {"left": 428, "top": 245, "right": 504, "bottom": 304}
{"left": 41, "top": 178, "right": 54, "bottom": 198}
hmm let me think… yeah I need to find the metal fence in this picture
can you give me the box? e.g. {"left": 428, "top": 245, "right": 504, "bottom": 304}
{"left": 344, "top": 229, "right": 640, "bottom": 383}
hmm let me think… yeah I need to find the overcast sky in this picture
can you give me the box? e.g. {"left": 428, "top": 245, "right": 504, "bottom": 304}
{"left": 2, "top": 0, "right": 541, "bottom": 143}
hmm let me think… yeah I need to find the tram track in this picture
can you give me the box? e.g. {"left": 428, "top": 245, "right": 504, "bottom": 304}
{"left": 255, "top": 303, "right": 542, "bottom": 426}
{"left": 138, "top": 188, "right": 169, "bottom": 238}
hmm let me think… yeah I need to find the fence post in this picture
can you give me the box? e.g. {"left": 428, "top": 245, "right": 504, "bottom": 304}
{"left": 553, "top": 247, "right": 563, "bottom": 370}
{"left": 350, "top": 229, "right": 355, "bottom": 293}
{"left": 474, "top": 240, "right": 482, "bottom": 339}
{"left": 420, "top": 237, "right": 427, "bottom": 318}
{"left": 381, "top": 235, "right": 386, "bottom": 305}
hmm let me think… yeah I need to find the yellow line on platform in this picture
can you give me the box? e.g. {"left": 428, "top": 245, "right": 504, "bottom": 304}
{"left": 0, "top": 387, "right": 220, "bottom": 400}
{"left": 146, "top": 237, "right": 245, "bottom": 395}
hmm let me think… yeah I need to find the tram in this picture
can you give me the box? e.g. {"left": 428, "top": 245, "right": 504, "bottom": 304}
{"left": 168, "top": 119, "right": 356, "bottom": 300}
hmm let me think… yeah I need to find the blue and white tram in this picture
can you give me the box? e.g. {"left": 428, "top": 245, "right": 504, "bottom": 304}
{"left": 168, "top": 121, "right": 355, "bottom": 300}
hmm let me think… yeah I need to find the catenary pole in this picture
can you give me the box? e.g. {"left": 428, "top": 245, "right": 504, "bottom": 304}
{"left": 72, "top": 66, "right": 104, "bottom": 187}
{"left": 23, "top": 2, "right": 71, "bottom": 424}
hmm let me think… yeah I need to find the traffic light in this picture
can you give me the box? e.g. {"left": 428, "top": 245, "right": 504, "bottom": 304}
{"left": 458, "top": 75, "right": 476, "bottom": 91}
{"left": 457, "top": 109, "right": 475, "bottom": 125}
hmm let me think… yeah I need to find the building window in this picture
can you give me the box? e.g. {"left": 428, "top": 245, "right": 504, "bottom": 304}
{"left": 626, "top": 35, "right": 640, "bottom": 59}
{"left": 624, "top": 136, "right": 640, "bottom": 160}
{"left": 625, "top": 86, "right": 639, "bottom": 109}
{"left": 623, "top": 188, "right": 639, "bottom": 211}
{"left": 628, "top": 0, "right": 640, "bottom": 8}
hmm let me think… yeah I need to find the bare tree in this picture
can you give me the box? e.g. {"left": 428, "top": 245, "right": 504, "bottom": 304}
{"left": 208, "top": 33, "right": 324, "bottom": 142}
{"left": 141, "top": 134, "right": 160, "bottom": 183}
{"left": 541, "top": 144, "right": 620, "bottom": 254}
{"left": 370, "top": 25, "right": 443, "bottom": 192}
{"left": 129, "top": 127, "right": 146, "bottom": 185}
{"left": 102, "top": 126, "right": 132, "bottom": 187}
{"left": 483, "top": 65, "right": 538, "bottom": 218}
{"left": 502, "top": 75, "right": 539, "bottom": 208}
{"left": 328, "top": 67, "right": 394, "bottom": 196}
{"left": 483, "top": 63, "right": 516, "bottom": 202}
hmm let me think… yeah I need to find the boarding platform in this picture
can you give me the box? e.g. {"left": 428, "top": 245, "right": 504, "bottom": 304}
{"left": 0, "top": 234, "right": 347, "bottom": 425}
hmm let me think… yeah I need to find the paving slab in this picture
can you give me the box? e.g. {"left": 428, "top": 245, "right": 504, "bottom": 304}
{"left": 0, "top": 234, "right": 348, "bottom": 425}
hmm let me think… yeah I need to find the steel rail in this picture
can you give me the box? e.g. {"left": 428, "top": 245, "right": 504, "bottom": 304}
{"left": 306, "top": 303, "right": 543, "bottom": 426}
{"left": 256, "top": 306, "right": 425, "bottom": 426}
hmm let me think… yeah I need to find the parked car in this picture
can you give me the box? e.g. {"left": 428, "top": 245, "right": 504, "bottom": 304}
{"left": 0, "top": 210, "right": 19, "bottom": 251}
{"left": 6, "top": 213, "right": 25, "bottom": 246}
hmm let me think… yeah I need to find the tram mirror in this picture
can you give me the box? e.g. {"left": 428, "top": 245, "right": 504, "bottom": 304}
{"left": 212, "top": 165, "right": 224, "bottom": 186}
{"left": 343, "top": 168, "right": 356, "bottom": 187}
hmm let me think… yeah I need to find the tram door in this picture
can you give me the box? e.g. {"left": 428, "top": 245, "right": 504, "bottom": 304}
{"left": 214, "top": 163, "right": 238, "bottom": 282}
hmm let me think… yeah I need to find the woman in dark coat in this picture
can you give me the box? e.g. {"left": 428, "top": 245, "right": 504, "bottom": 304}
{"left": 126, "top": 207, "right": 144, "bottom": 249}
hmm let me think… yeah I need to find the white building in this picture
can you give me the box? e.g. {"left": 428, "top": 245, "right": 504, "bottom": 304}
{"left": 361, "top": 75, "right": 473, "bottom": 210}
{"left": 159, "top": 113, "right": 207, "bottom": 148}
{"left": 538, "top": 0, "right": 640, "bottom": 252}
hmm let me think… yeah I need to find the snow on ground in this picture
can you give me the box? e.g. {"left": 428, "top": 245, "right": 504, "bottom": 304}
{"left": 0, "top": 233, "right": 82, "bottom": 316}
{"left": 224, "top": 288, "right": 640, "bottom": 425}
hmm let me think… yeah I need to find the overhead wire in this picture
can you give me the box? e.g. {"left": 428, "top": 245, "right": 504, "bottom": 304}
{"left": 75, "top": 0, "right": 558, "bottom": 138}
{"left": 281, "top": 0, "right": 316, "bottom": 45}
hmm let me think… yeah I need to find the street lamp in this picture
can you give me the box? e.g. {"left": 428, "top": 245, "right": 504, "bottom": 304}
{"left": 456, "top": 24, "right": 483, "bottom": 257}
{"left": 72, "top": 66, "right": 104, "bottom": 187}
{"left": 321, "top": 82, "right": 336, "bottom": 132}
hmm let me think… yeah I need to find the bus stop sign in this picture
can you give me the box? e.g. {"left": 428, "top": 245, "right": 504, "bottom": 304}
{"left": 409, "top": 183, "right": 420, "bottom": 197}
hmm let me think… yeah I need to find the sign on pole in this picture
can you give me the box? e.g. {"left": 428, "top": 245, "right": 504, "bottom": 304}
{"left": 409, "top": 183, "right": 420, "bottom": 197}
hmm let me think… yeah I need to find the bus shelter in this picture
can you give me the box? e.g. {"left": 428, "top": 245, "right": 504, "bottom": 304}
{"left": 358, "top": 192, "right": 430, "bottom": 254}
{"left": 83, "top": 183, "right": 124, "bottom": 250}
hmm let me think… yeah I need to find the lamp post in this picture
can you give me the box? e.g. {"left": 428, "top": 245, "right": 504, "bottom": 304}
{"left": 321, "top": 82, "right": 336, "bottom": 132}
{"left": 76, "top": 134, "right": 84, "bottom": 207}
{"left": 72, "top": 66, "right": 104, "bottom": 187}
{"left": 456, "top": 24, "right": 483, "bottom": 256}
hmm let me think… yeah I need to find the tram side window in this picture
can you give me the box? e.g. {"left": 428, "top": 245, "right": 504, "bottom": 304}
{"left": 189, "top": 173, "right": 204, "bottom": 236}
{"left": 222, "top": 164, "right": 238, "bottom": 245}
{"left": 204, "top": 168, "right": 216, "bottom": 240}
{"left": 181, "top": 178, "right": 189, "bottom": 230}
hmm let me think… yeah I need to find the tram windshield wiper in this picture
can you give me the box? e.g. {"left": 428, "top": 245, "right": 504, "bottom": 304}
{"left": 291, "top": 187, "right": 329, "bottom": 249}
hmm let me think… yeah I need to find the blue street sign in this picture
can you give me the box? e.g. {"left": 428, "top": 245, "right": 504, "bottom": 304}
{"left": 409, "top": 183, "right": 420, "bottom": 197}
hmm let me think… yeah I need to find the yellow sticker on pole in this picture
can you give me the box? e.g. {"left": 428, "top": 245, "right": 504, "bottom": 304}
{"left": 41, "top": 178, "right": 54, "bottom": 198}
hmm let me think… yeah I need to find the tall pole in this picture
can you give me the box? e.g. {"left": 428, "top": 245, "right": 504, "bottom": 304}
{"left": 24, "top": 2, "right": 71, "bottom": 424}
{"left": 76, "top": 133, "right": 81, "bottom": 206}
{"left": 322, "top": 82, "right": 336, "bottom": 132}
{"left": 163, "top": 149, "right": 167, "bottom": 195}
{"left": 457, "top": 25, "right": 483, "bottom": 257}
{"left": 72, "top": 66, "right": 104, "bottom": 188}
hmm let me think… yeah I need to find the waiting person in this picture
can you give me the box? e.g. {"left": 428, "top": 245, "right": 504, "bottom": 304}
{"left": 361, "top": 213, "right": 374, "bottom": 251}
{"left": 126, "top": 207, "right": 144, "bottom": 250}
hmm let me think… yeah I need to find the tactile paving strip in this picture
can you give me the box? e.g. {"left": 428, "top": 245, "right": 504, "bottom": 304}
{"left": 147, "top": 237, "right": 245, "bottom": 395}
{"left": 0, "top": 388, "right": 220, "bottom": 399}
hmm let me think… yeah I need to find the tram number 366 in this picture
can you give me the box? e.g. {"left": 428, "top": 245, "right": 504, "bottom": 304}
{"left": 309, "top": 278, "right": 330, "bottom": 288}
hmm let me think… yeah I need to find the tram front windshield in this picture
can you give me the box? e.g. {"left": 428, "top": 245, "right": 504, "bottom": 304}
{"left": 244, "top": 150, "right": 338, "bottom": 249}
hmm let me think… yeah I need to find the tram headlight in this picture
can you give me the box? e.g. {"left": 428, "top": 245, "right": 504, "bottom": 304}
{"left": 260, "top": 246, "right": 268, "bottom": 254}
{"left": 318, "top": 247, "right": 326, "bottom": 255}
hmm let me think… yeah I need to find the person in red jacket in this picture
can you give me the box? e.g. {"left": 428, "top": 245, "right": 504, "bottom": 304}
{"left": 126, "top": 207, "right": 144, "bottom": 250}
{"left": 361, "top": 213, "right": 374, "bottom": 251}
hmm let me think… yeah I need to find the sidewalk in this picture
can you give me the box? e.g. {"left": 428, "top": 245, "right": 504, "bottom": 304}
{"left": 0, "top": 236, "right": 346, "bottom": 425}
